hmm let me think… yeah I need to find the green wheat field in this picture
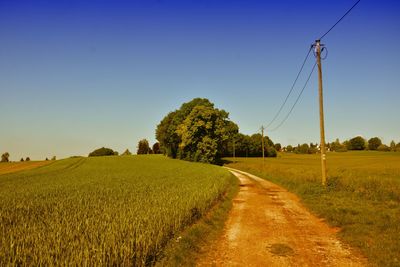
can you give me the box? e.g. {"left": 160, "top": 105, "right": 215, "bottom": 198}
{"left": 0, "top": 155, "right": 234, "bottom": 266}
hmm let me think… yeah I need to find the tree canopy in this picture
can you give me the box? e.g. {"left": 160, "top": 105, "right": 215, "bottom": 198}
{"left": 368, "top": 137, "right": 382, "bottom": 150}
{"left": 152, "top": 143, "right": 161, "bottom": 154}
{"left": 348, "top": 136, "right": 366, "bottom": 150}
{"left": 88, "top": 147, "right": 117, "bottom": 157}
{"left": 156, "top": 98, "right": 239, "bottom": 164}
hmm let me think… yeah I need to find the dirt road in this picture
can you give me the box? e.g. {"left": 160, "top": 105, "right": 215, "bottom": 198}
{"left": 198, "top": 168, "right": 366, "bottom": 267}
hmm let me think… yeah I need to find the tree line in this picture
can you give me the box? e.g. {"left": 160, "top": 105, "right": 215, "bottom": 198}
{"left": 1, "top": 152, "right": 56, "bottom": 163}
{"left": 87, "top": 141, "right": 161, "bottom": 157}
{"left": 222, "top": 133, "right": 277, "bottom": 158}
{"left": 283, "top": 136, "right": 400, "bottom": 154}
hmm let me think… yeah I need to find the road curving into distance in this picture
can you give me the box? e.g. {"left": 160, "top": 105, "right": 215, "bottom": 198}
{"left": 198, "top": 167, "right": 367, "bottom": 266}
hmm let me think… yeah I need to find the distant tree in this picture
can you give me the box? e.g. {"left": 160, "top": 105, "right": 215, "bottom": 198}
{"left": 45, "top": 158, "right": 49, "bottom": 161}
{"left": 296, "top": 143, "right": 310, "bottom": 154}
{"left": 1, "top": 152, "right": 10, "bottom": 162}
{"left": 326, "top": 142, "right": 331, "bottom": 151}
{"left": 137, "top": 139, "right": 150, "bottom": 155}
{"left": 88, "top": 147, "right": 116, "bottom": 157}
{"left": 390, "top": 141, "right": 396, "bottom": 151}
{"left": 152, "top": 142, "right": 161, "bottom": 154}
{"left": 286, "top": 145, "right": 293, "bottom": 152}
{"left": 25, "top": 157, "right": 30, "bottom": 161}
{"left": 274, "top": 143, "right": 282, "bottom": 152}
{"left": 368, "top": 137, "right": 382, "bottom": 150}
{"left": 308, "top": 145, "right": 318, "bottom": 154}
{"left": 348, "top": 136, "right": 366, "bottom": 150}
{"left": 336, "top": 146, "right": 348, "bottom": 152}
{"left": 330, "top": 138, "right": 347, "bottom": 152}
{"left": 121, "top": 149, "right": 132, "bottom": 156}
{"left": 330, "top": 139, "right": 340, "bottom": 151}
{"left": 51, "top": 156, "right": 56, "bottom": 160}
{"left": 377, "top": 144, "right": 390, "bottom": 152}
{"left": 396, "top": 143, "right": 400, "bottom": 152}
{"left": 20, "top": 158, "right": 24, "bottom": 162}
{"left": 222, "top": 133, "right": 251, "bottom": 157}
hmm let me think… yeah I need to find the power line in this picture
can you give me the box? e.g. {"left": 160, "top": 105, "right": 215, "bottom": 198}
{"left": 265, "top": 46, "right": 313, "bottom": 129}
{"left": 319, "top": 0, "right": 361, "bottom": 40}
{"left": 260, "top": 0, "right": 361, "bottom": 134}
{"left": 269, "top": 62, "right": 317, "bottom": 132}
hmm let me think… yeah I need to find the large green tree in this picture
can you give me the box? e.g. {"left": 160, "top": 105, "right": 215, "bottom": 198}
{"left": 156, "top": 98, "right": 238, "bottom": 164}
{"left": 176, "top": 104, "right": 238, "bottom": 163}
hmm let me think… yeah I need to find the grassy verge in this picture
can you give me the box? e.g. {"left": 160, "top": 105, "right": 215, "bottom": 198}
{"left": 225, "top": 152, "right": 400, "bottom": 267}
{"left": 157, "top": 172, "right": 239, "bottom": 266}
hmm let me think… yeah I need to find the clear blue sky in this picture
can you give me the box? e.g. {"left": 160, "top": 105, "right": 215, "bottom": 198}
{"left": 1, "top": 0, "right": 399, "bottom": 160}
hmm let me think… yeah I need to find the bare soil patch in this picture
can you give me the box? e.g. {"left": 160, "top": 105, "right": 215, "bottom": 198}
{"left": 0, "top": 161, "right": 52, "bottom": 175}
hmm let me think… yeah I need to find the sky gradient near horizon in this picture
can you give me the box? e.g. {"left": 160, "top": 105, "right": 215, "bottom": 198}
{"left": 1, "top": 0, "right": 399, "bottom": 160}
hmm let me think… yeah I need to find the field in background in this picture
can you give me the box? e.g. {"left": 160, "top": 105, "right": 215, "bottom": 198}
{"left": 0, "top": 161, "right": 52, "bottom": 175}
{"left": 225, "top": 151, "right": 400, "bottom": 267}
{"left": 0, "top": 155, "right": 235, "bottom": 266}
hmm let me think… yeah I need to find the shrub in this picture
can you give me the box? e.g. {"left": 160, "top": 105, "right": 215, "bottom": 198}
{"left": 266, "top": 147, "right": 277, "bottom": 157}
{"left": 396, "top": 143, "right": 400, "bottom": 152}
{"left": 336, "top": 146, "right": 348, "bottom": 152}
{"left": 377, "top": 144, "right": 390, "bottom": 152}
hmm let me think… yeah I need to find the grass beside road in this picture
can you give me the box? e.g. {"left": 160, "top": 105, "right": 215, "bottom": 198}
{"left": 156, "top": 170, "right": 239, "bottom": 266}
{"left": 0, "top": 155, "right": 235, "bottom": 266}
{"left": 225, "top": 151, "right": 400, "bottom": 267}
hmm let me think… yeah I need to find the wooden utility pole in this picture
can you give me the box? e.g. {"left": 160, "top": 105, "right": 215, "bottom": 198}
{"left": 315, "top": 40, "right": 328, "bottom": 186}
{"left": 261, "top": 126, "right": 265, "bottom": 163}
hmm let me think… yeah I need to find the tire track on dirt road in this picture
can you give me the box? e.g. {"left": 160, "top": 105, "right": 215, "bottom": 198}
{"left": 197, "top": 168, "right": 367, "bottom": 267}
